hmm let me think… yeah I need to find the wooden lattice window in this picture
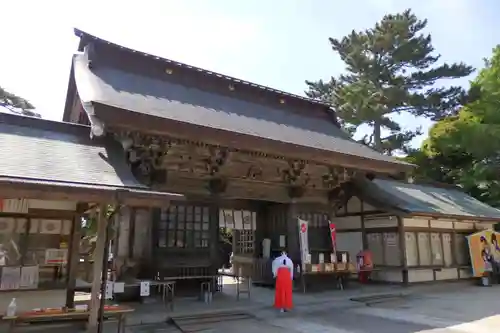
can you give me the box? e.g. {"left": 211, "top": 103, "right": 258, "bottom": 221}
{"left": 298, "top": 212, "right": 329, "bottom": 228}
{"left": 235, "top": 230, "right": 254, "bottom": 254}
{"left": 158, "top": 205, "right": 210, "bottom": 248}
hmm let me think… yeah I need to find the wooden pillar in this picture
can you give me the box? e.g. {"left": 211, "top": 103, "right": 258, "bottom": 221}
{"left": 360, "top": 200, "right": 368, "bottom": 250}
{"left": 286, "top": 186, "right": 304, "bottom": 263}
{"left": 397, "top": 216, "right": 408, "bottom": 285}
{"left": 128, "top": 208, "right": 136, "bottom": 259}
{"left": 208, "top": 178, "right": 227, "bottom": 274}
{"left": 65, "top": 204, "right": 84, "bottom": 308}
{"left": 87, "top": 205, "right": 108, "bottom": 333}
{"left": 253, "top": 203, "right": 267, "bottom": 258}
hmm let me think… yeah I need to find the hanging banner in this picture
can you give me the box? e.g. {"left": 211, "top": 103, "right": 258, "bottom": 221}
{"left": 329, "top": 221, "right": 337, "bottom": 252}
{"left": 297, "top": 218, "right": 310, "bottom": 269}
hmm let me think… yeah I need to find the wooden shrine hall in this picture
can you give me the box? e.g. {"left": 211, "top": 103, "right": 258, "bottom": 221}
{"left": 60, "top": 28, "right": 414, "bottom": 288}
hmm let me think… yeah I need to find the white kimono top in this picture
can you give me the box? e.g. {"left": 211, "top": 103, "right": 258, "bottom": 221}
{"left": 272, "top": 254, "right": 294, "bottom": 279}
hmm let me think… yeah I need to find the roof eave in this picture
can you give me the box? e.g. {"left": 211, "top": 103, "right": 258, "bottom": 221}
{"left": 0, "top": 176, "right": 184, "bottom": 207}
{"left": 407, "top": 211, "right": 500, "bottom": 223}
{"left": 92, "top": 103, "right": 411, "bottom": 176}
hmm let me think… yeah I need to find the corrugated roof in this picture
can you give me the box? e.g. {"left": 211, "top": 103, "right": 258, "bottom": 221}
{"left": 357, "top": 178, "right": 500, "bottom": 219}
{"left": 73, "top": 54, "right": 411, "bottom": 167}
{"left": 0, "top": 113, "right": 163, "bottom": 192}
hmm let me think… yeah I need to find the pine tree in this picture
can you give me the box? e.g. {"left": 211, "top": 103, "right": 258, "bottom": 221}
{"left": 0, "top": 86, "right": 40, "bottom": 118}
{"left": 306, "top": 9, "right": 475, "bottom": 154}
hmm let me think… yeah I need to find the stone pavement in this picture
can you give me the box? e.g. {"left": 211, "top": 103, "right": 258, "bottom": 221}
{"left": 9, "top": 280, "right": 500, "bottom": 332}
{"left": 348, "top": 282, "right": 500, "bottom": 332}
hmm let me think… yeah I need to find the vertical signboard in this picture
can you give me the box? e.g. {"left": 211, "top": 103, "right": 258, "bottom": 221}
{"left": 297, "top": 218, "right": 310, "bottom": 269}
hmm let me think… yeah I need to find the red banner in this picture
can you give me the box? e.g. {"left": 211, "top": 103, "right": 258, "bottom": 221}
{"left": 329, "top": 222, "right": 337, "bottom": 251}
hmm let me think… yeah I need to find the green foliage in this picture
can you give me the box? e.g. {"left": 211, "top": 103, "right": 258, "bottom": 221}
{"left": 406, "top": 46, "right": 500, "bottom": 206}
{"left": 0, "top": 86, "right": 40, "bottom": 118}
{"left": 306, "top": 9, "right": 474, "bottom": 154}
{"left": 81, "top": 205, "right": 117, "bottom": 237}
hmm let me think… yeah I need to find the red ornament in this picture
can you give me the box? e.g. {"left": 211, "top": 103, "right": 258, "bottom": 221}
{"left": 300, "top": 223, "right": 307, "bottom": 233}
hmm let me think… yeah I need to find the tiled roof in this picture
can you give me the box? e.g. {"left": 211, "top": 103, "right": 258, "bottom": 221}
{"left": 74, "top": 28, "right": 329, "bottom": 108}
{"left": 357, "top": 178, "right": 500, "bottom": 219}
{"left": 0, "top": 112, "right": 182, "bottom": 202}
{"left": 73, "top": 53, "right": 411, "bottom": 168}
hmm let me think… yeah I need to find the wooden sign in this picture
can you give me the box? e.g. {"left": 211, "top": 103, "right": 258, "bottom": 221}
{"left": 45, "top": 249, "right": 68, "bottom": 265}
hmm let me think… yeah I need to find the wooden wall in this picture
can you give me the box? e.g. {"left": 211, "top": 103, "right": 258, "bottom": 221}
{"left": 332, "top": 195, "right": 498, "bottom": 284}
{"left": 402, "top": 217, "right": 494, "bottom": 283}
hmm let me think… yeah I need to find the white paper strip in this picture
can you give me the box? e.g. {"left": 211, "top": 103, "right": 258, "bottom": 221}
{"left": 140, "top": 281, "right": 150, "bottom": 296}
{"left": 105, "top": 281, "right": 114, "bottom": 300}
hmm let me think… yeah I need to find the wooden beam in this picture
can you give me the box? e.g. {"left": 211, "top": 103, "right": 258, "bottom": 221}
{"left": 0, "top": 181, "right": 183, "bottom": 208}
{"left": 286, "top": 186, "right": 304, "bottom": 262}
{"left": 87, "top": 205, "right": 108, "bottom": 333}
{"left": 65, "top": 204, "right": 85, "bottom": 308}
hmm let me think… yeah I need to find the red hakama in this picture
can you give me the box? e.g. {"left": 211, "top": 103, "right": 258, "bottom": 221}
{"left": 274, "top": 266, "right": 293, "bottom": 310}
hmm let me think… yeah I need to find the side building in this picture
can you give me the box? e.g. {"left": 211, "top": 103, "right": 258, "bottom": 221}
{"left": 335, "top": 178, "right": 500, "bottom": 283}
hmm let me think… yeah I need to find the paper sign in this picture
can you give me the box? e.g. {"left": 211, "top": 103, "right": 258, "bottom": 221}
{"left": 0, "top": 266, "right": 20, "bottom": 290}
{"left": 20, "top": 265, "right": 39, "bottom": 289}
{"left": 45, "top": 249, "right": 68, "bottom": 265}
{"left": 113, "top": 282, "right": 125, "bottom": 293}
{"left": 140, "top": 281, "right": 150, "bottom": 296}
{"left": 75, "top": 304, "right": 88, "bottom": 312}
{"left": 279, "top": 235, "right": 286, "bottom": 248}
{"left": 105, "top": 281, "right": 114, "bottom": 300}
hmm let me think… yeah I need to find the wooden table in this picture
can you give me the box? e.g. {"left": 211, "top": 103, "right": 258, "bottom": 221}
{"left": 160, "top": 275, "right": 219, "bottom": 304}
{"left": 1, "top": 306, "right": 134, "bottom": 333}
{"left": 300, "top": 270, "right": 352, "bottom": 293}
{"left": 217, "top": 271, "right": 251, "bottom": 300}
{"left": 155, "top": 280, "right": 176, "bottom": 310}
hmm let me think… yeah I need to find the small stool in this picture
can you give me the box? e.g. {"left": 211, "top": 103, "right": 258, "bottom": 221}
{"left": 200, "top": 281, "right": 212, "bottom": 303}
{"left": 160, "top": 281, "right": 176, "bottom": 310}
{"left": 217, "top": 274, "right": 223, "bottom": 292}
{"left": 236, "top": 277, "right": 251, "bottom": 300}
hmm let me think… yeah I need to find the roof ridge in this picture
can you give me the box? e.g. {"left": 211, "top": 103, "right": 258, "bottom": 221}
{"left": 73, "top": 28, "right": 331, "bottom": 109}
{"left": 0, "top": 111, "right": 91, "bottom": 135}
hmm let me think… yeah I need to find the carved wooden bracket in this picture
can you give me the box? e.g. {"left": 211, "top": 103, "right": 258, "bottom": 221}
{"left": 205, "top": 147, "right": 230, "bottom": 176}
{"left": 281, "top": 160, "right": 310, "bottom": 187}
{"left": 287, "top": 185, "right": 305, "bottom": 199}
{"left": 322, "top": 167, "right": 356, "bottom": 189}
{"left": 245, "top": 165, "right": 263, "bottom": 180}
{"left": 207, "top": 177, "right": 228, "bottom": 195}
{"left": 114, "top": 131, "right": 172, "bottom": 185}
{"left": 327, "top": 181, "right": 354, "bottom": 211}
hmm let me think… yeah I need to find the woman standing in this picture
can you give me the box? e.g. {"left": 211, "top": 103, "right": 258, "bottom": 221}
{"left": 272, "top": 251, "right": 294, "bottom": 312}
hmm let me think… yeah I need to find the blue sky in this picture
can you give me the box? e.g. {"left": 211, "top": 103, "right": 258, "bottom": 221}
{"left": 1, "top": 0, "right": 498, "bottom": 147}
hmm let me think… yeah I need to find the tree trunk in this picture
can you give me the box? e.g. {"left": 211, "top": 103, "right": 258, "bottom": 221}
{"left": 373, "top": 121, "right": 382, "bottom": 152}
